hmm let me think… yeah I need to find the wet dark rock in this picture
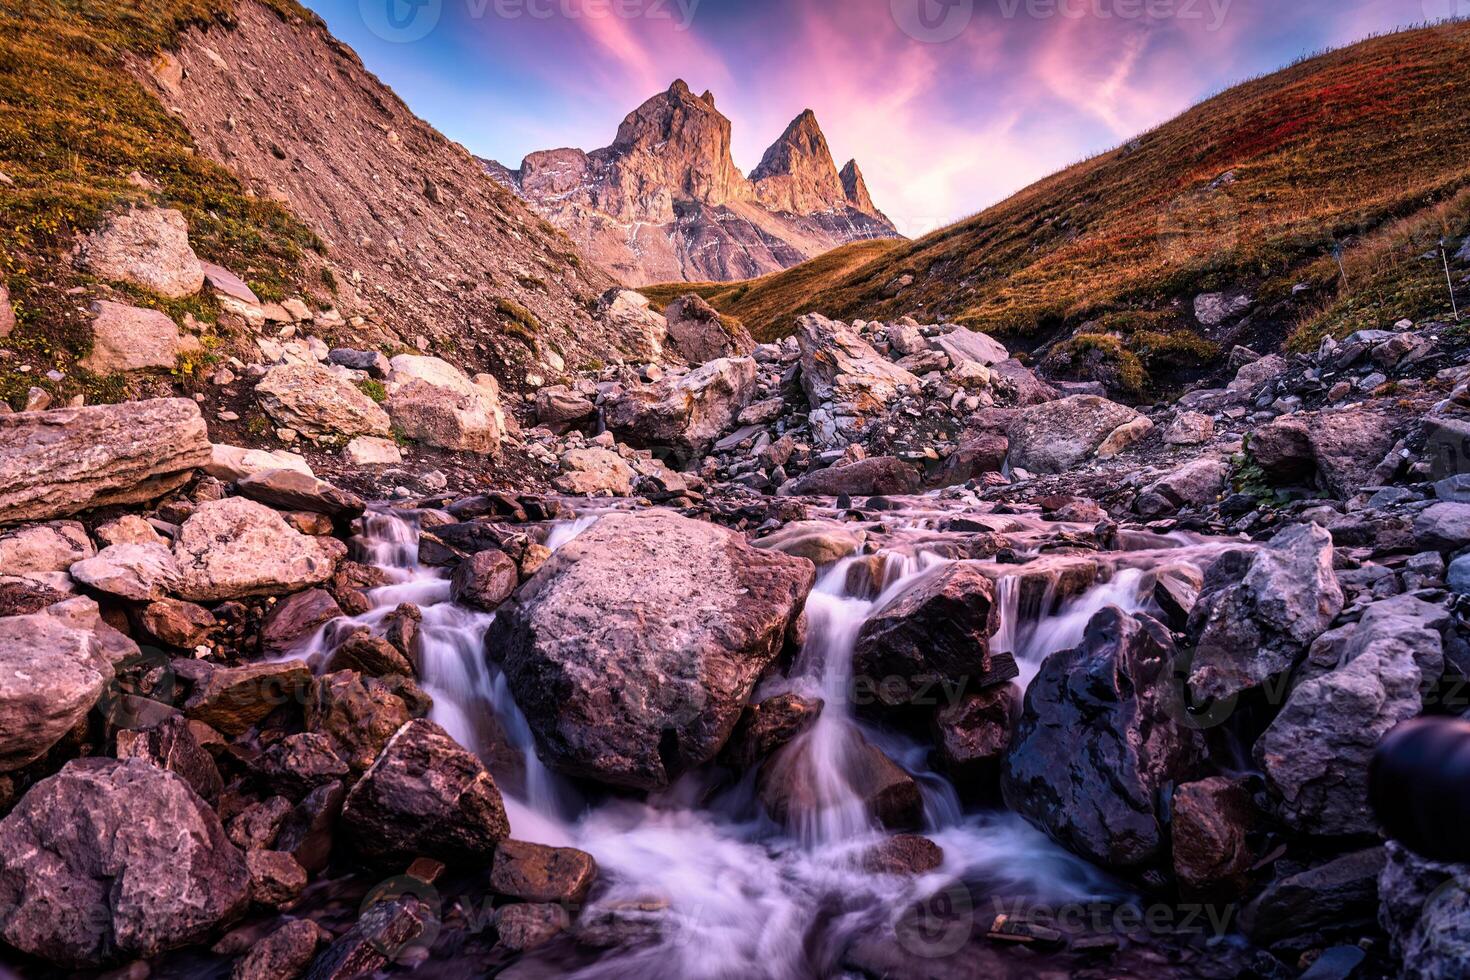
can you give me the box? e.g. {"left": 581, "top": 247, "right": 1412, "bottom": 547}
{"left": 450, "top": 547, "right": 519, "bottom": 611}
{"left": 1378, "top": 841, "right": 1470, "bottom": 977}
{"left": 341, "top": 718, "right": 510, "bottom": 864}
{"left": 275, "top": 780, "right": 346, "bottom": 875}
{"left": 115, "top": 714, "right": 224, "bottom": 803}
{"left": 860, "top": 834, "right": 943, "bottom": 876}
{"left": 931, "top": 683, "right": 1020, "bottom": 795}
{"left": 719, "top": 692, "right": 823, "bottom": 771}
{"left": 1240, "top": 848, "right": 1386, "bottom": 950}
{"left": 1170, "top": 776, "right": 1257, "bottom": 897}
{"left": 490, "top": 839, "right": 599, "bottom": 905}
{"left": 759, "top": 730, "right": 923, "bottom": 832}
{"left": 260, "top": 589, "right": 343, "bottom": 657}
{"left": 487, "top": 512, "right": 814, "bottom": 791}
{"left": 0, "top": 758, "right": 249, "bottom": 967}
{"left": 1002, "top": 609, "right": 1202, "bottom": 871}
{"left": 853, "top": 562, "right": 1017, "bottom": 713}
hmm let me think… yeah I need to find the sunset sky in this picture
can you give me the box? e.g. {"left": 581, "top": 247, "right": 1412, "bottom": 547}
{"left": 306, "top": 0, "right": 1445, "bottom": 235}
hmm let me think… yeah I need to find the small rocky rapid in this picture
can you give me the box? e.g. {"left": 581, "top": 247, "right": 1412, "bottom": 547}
{"left": 270, "top": 502, "right": 1249, "bottom": 979}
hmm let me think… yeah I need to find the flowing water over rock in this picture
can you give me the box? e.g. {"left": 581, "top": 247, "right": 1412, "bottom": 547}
{"left": 269, "top": 504, "right": 1257, "bottom": 978}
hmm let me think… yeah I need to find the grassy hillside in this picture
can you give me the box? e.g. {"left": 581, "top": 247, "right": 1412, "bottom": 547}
{"left": 0, "top": 0, "right": 324, "bottom": 406}
{"left": 640, "top": 238, "right": 901, "bottom": 342}
{"left": 652, "top": 23, "right": 1470, "bottom": 381}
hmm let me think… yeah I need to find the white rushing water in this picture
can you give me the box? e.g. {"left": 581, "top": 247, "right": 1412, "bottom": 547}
{"left": 306, "top": 509, "right": 1133, "bottom": 978}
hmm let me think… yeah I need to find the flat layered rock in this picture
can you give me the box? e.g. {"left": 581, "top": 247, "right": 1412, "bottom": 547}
{"left": 0, "top": 398, "right": 211, "bottom": 525}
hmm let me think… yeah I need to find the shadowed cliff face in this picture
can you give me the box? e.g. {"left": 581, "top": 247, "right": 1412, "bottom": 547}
{"left": 486, "top": 80, "right": 902, "bottom": 287}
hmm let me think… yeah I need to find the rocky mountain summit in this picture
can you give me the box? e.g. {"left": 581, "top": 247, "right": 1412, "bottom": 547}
{"left": 486, "top": 80, "right": 900, "bottom": 285}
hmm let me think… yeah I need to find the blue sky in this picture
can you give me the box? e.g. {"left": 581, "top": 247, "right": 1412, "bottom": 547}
{"left": 306, "top": 0, "right": 1446, "bottom": 234}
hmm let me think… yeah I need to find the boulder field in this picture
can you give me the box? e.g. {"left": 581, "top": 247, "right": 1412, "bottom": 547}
{"left": 2, "top": 292, "right": 1470, "bottom": 977}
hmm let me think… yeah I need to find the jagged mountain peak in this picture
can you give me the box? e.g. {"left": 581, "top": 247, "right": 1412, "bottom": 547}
{"left": 749, "top": 107, "right": 849, "bottom": 216}
{"left": 839, "top": 159, "right": 877, "bottom": 214}
{"left": 486, "top": 80, "right": 901, "bottom": 284}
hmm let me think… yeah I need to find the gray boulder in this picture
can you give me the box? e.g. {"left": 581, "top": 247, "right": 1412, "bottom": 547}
{"left": 604, "top": 357, "right": 758, "bottom": 455}
{"left": 1005, "top": 395, "right": 1143, "bottom": 475}
{"left": 0, "top": 758, "right": 248, "bottom": 966}
{"left": 76, "top": 207, "right": 204, "bottom": 299}
{"left": 1379, "top": 842, "right": 1470, "bottom": 979}
{"left": 783, "top": 457, "right": 921, "bottom": 497}
{"left": 173, "top": 498, "right": 341, "bottom": 602}
{"left": 256, "top": 364, "right": 392, "bottom": 440}
{"left": 1256, "top": 595, "right": 1447, "bottom": 835}
{"left": 486, "top": 512, "right": 815, "bottom": 790}
{"left": 1186, "top": 523, "right": 1343, "bottom": 702}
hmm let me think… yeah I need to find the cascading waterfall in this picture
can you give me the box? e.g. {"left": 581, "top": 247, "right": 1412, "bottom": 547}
{"left": 995, "top": 568, "right": 1154, "bottom": 689}
{"left": 301, "top": 509, "right": 1149, "bottom": 978}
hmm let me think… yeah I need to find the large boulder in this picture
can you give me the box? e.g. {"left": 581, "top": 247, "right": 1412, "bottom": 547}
{"left": 1308, "top": 408, "right": 1401, "bottom": 498}
{"left": 1135, "top": 457, "right": 1230, "bottom": 517}
{"left": 932, "top": 326, "right": 1008, "bottom": 367}
{"left": 486, "top": 512, "right": 815, "bottom": 790}
{"left": 1001, "top": 609, "right": 1201, "bottom": 870}
{"left": 1255, "top": 596, "right": 1447, "bottom": 835}
{"left": 783, "top": 457, "right": 920, "bottom": 497}
{"left": 384, "top": 355, "right": 508, "bottom": 454}
{"left": 341, "top": 719, "right": 510, "bottom": 864}
{"left": 796, "top": 314, "right": 919, "bottom": 447}
{"left": 76, "top": 207, "right": 205, "bottom": 299}
{"left": 1185, "top": 523, "right": 1343, "bottom": 702}
{"left": 172, "top": 497, "right": 341, "bottom": 602}
{"left": 852, "top": 562, "right": 1017, "bottom": 712}
{"left": 664, "top": 294, "right": 754, "bottom": 363}
{"left": 80, "top": 301, "right": 198, "bottom": 374}
{"left": 255, "top": 364, "right": 391, "bottom": 440}
{"left": 0, "top": 758, "right": 248, "bottom": 967}
{"left": 603, "top": 357, "right": 758, "bottom": 455}
{"left": 595, "top": 288, "right": 667, "bottom": 363}
{"left": 1240, "top": 847, "right": 1385, "bottom": 948}
{"left": 0, "top": 598, "right": 118, "bottom": 772}
{"left": 0, "top": 398, "right": 211, "bottom": 525}
{"left": 1005, "top": 395, "right": 1143, "bottom": 475}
